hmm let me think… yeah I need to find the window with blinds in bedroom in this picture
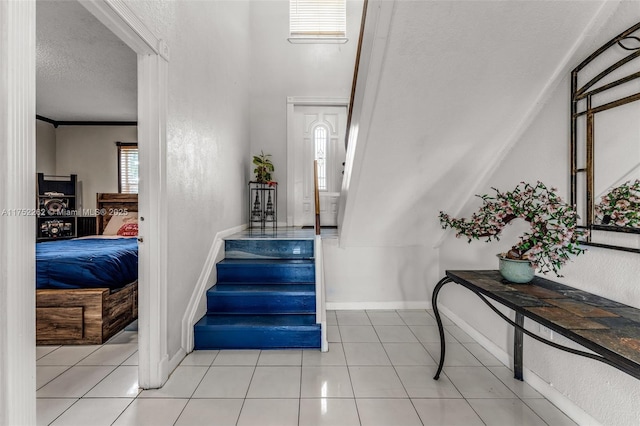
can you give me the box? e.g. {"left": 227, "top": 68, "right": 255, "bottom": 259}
{"left": 117, "top": 142, "right": 139, "bottom": 194}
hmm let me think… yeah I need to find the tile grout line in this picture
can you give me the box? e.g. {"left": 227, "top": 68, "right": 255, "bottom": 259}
{"left": 427, "top": 310, "right": 552, "bottom": 425}
{"left": 37, "top": 312, "right": 573, "bottom": 426}
{"left": 40, "top": 329, "right": 138, "bottom": 425}
{"left": 375, "top": 309, "right": 426, "bottom": 425}
{"left": 169, "top": 350, "right": 222, "bottom": 425}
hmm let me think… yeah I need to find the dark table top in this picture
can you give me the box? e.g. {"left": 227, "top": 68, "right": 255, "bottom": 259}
{"left": 445, "top": 270, "right": 640, "bottom": 376}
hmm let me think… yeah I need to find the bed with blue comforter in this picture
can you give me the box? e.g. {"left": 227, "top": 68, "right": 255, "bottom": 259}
{"left": 36, "top": 237, "right": 138, "bottom": 290}
{"left": 36, "top": 192, "right": 139, "bottom": 345}
{"left": 36, "top": 235, "right": 139, "bottom": 345}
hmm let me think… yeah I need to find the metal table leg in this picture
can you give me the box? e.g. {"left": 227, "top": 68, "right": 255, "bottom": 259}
{"left": 514, "top": 311, "right": 524, "bottom": 381}
{"left": 432, "top": 276, "right": 453, "bottom": 380}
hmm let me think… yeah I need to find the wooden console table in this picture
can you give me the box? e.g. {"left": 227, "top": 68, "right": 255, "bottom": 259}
{"left": 432, "top": 270, "right": 640, "bottom": 381}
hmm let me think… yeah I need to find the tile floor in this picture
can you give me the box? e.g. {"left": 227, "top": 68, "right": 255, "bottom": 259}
{"left": 36, "top": 310, "right": 577, "bottom": 426}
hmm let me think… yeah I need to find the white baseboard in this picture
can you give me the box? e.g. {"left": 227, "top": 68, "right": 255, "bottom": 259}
{"left": 326, "top": 301, "right": 430, "bottom": 310}
{"left": 439, "top": 305, "right": 602, "bottom": 426}
{"left": 167, "top": 348, "right": 186, "bottom": 375}
{"left": 181, "top": 223, "right": 247, "bottom": 352}
{"left": 439, "top": 305, "right": 511, "bottom": 367}
{"left": 154, "top": 354, "right": 170, "bottom": 389}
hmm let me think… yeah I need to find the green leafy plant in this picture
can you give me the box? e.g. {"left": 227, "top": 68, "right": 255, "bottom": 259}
{"left": 595, "top": 179, "right": 640, "bottom": 228}
{"left": 439, "top": 181, "right": 588, "bottom": 276}
{"left": 253, "top": 151, "right": 274, "bottom": 183}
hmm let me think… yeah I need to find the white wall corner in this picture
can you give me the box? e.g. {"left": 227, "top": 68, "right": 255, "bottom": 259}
{"left": 181, "top": 224, "right": 247, "bottom": 353}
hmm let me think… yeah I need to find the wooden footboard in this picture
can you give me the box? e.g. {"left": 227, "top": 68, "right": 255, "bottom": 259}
{"left": 36, "top": 281, "right": 138, "bottom": 345}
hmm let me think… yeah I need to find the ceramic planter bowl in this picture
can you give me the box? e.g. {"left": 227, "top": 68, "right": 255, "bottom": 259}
{"left": 497, "top": 255, "right": 535, "bottom": 283}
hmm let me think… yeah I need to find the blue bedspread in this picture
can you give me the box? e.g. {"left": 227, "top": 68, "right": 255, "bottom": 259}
{"left": 36, "top": 238, "right": 138, "bottom": 290}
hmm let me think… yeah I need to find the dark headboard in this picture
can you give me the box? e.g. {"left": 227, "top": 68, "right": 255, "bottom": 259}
{"left": 96, "top": 193, "right": 139, "bottom": 235}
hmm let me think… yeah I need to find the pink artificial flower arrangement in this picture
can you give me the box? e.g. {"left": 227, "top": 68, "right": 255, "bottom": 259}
{"left": 595, "top": 179, "right": 640, "bottom": 228}
{"left": 439, "top": 181, "right": 587, "bottom": 276}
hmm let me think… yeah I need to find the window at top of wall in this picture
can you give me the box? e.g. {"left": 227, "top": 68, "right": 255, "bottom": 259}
{"left": 289, "top": 0, "right": 348, "bottom": 44}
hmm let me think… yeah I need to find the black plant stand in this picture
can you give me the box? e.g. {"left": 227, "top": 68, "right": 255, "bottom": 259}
{"left": 248, "top": 181, "right": 277, "bottom": 230}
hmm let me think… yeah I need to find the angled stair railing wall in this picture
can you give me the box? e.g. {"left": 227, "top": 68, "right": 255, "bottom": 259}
{"left": 314, "top": 160, "right": 328, "bottom": 351}
{"left": 345, "top": 0, "right": 369, "bottom": 150}
{"left": 337, "top": 0, "right": 393, "bottom": 236}
{"left": 314, "top": 159, "right": 321, "bottom": 234}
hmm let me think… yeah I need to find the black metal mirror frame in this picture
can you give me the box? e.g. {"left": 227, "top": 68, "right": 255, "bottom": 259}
{"left": 570, "top": 21, "right": 640, "bottom": 253}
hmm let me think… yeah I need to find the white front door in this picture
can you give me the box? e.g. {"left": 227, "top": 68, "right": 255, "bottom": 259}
{"left": 288, "top": 101, "right": 347, "bottom": 227}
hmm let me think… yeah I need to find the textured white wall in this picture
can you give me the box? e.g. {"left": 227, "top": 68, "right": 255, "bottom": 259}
{"left": 248, "top": 0, "right": 362, "bottom": 220}
{"left": 126, "top": 0, "right": 252, "bottom": 357}
{"left": 331, "top": 0, "right": 608, "bottom": 309}
{"left": 438, "top": 4, "right": 640, "bottom": 423}
{"left": 54, "top": 125, "right": 137, "bottom": 211}
{"left": 324, "top": 239, "right": 435, "bottom": 309}
{"left": 36, "top": 120, "right": 56, "bottom": 175}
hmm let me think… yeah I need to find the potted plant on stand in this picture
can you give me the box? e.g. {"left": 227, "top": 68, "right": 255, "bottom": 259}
{"left": 439, "top": 181, "right": 587, "bottom": 283}
{"left": 250, "top": 151, "right": 277, "bottom": 226}
{"left": 253, "top": 151, "right": 275, "bottom": 184}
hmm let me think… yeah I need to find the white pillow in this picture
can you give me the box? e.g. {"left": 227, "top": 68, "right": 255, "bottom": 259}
{"left": 103, "top": 212, "right": 138, "bottom": 235}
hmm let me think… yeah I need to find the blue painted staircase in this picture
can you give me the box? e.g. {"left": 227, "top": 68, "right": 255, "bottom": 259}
{"left": 194, "top": 237, "right": 321, "bottom": 349}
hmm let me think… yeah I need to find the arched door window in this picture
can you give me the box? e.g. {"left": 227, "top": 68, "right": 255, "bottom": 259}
{"left": 314, "top": 125, "right": 328, "bottom": 191}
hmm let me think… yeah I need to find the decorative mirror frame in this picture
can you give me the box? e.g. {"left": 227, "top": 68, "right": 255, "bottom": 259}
{"left": 570, "top": 21, "right": 640, "bottom": 253}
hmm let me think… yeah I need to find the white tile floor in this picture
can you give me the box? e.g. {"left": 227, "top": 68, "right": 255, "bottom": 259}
{"left": 36, "top": 310, "right": 577, "bottom": 426}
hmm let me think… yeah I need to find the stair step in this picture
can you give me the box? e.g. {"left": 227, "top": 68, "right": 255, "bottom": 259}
{"left": 216, "top": 258, "right": 315, "bottom": 283}
{"left": 194, "top": 314, "right": 320, "bottom": 349}
{"left": 208, "top": 281, "right": 312, "bottom": 286}
{"left": 225, "top": 239, "right": 314, "bottom": 259}
{"left": 209, "top": 283, "right": 315, "bottom": 292}
{"left": 206, "top": 284, "right": 316, "bottom": 314}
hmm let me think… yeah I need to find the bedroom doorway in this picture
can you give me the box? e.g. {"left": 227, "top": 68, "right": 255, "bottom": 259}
{"left": 2, "top": 1, "right": 169, "bottom": 421}
{"left": 60, "top": 0, "right": 169, "bottom": 390}
{"left": 35, "top": 0, "right": 144, "bottom": 375}
{"left": 0, "top": 0, "right": 169, "bottom": 424}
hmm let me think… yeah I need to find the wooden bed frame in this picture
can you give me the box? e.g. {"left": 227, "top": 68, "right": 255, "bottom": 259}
{"left": 36, "top": 193, "right": 139, "bottom": 345}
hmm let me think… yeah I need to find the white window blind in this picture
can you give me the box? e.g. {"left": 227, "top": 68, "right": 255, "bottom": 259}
{"left": 290, "top": 0, "right": 346, "bottom": 38}
{"left": 118, "top": 143, "right": 139, "bottom": 194}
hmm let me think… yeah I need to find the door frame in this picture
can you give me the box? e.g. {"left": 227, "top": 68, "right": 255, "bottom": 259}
{"left": 73, "top": 0, "right": 171, "bottom": 390}
{"left": 286, "top": 96, "right": 349, "bottom": 227}
{"left": 1, "top": 1, "right": 169, "bottom": 421}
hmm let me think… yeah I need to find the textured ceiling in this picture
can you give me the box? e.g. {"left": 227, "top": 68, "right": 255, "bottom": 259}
{"left": 36, "top": 0, "right": 137, "bottom": 121}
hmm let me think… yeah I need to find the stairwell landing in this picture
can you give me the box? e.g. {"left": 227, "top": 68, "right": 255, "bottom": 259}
{"left": 194, "top": 229, "right": 323, "bottom": 350}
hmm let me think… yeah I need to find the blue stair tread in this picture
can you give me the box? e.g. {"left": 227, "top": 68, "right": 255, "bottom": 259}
{"left": 217, "top": 258, "right": 315, "bottom": 284}
{"left": 206, "top": 284, "right": 316, "bottom": 315}
{"left": 209, "top": 281, "right": 315, "bottom": 287}
{"left": 208, "top": 284, "right": 315, "bottom": 294}
{"left": 194, "top": 327, "right": 321, "bottom": 350}
{"left": 218, "top": 259, "right": 314, "bottom": 265}
{"left": 224, "top": 239, "right": 314, "bottom": 259}
{"left": 195, "top": 314, "right": 318, "bottom": 328}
